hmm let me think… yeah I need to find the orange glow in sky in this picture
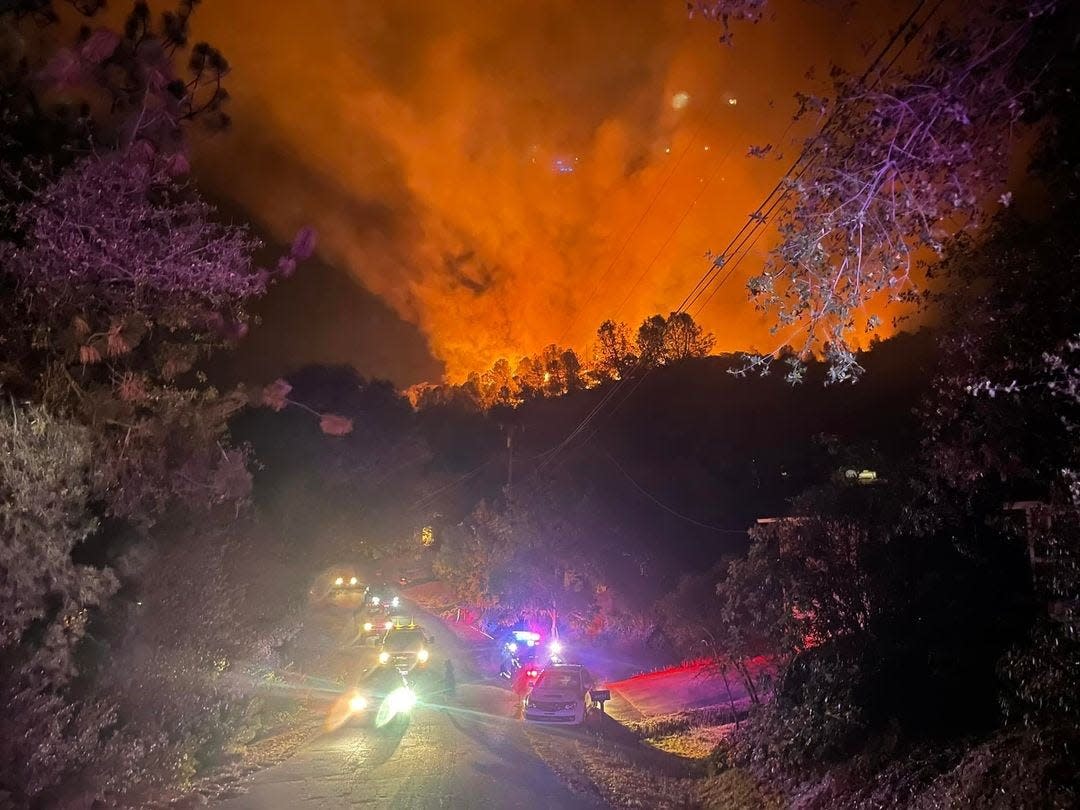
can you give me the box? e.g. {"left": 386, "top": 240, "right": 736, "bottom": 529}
{"left": 186, "top": 0, "right": 893, "bottom": 381}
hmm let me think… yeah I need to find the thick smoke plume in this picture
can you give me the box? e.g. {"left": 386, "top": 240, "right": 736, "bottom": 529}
{"left": 190, "top": 0, "right": 869, "bottom": 380}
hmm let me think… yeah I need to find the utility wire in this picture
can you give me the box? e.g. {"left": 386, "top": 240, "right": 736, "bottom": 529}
{"left": 535, "top": 0, "right": 935, "bottom": 475}
{"left": 599, "top": 444, "right": 747, "bottom": 534}
{"left": 409, "top": 457, "right": 495, "bottom": 514}
{"left": 412, "top": 0, "right": 938, "bottom": 508}
{"left": 555, "top": 94, "right": 743, "bottom": 349}
{"left": 679, "top": 0, "right": 934, "bottom": 316}
{"left": 609, "top": 136, "right": 743, "bottom": 322}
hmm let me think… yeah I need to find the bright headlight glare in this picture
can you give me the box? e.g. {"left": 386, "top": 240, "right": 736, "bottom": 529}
{"left": 387, "top": 687, "right": 416, "bottom": 714}
{"left": 391, "top": 597, "right": 400, "bottom": 607}
{"left": 348, "top": 694, "right": 368, "bottom": 713}
{"left": 363, "top": 622, "right": 373, "bottom": 632}
{"left": 349, "top": 576, "right": 358, "bottom": 586}
{"left": 334, "top": 577, "right": 344, "bottom": 586}
{"left": 378, "top": 651, "right": 390, "bottom": 664}
{"left": 417, "top": 648, "right": 429, "bottom": 663}
{"left": 371, "top": 596, "right": 380, "bottom": 606}
{"left": 384, "top": 621, "right": 393, "bottom": 630}
{"left": 549, "top": 640, "right": 562, "bottom": 654}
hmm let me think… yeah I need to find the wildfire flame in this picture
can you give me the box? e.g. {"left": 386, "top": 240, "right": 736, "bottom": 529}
{"left": 191, "top": 0, "right": 900, "bottom": 381}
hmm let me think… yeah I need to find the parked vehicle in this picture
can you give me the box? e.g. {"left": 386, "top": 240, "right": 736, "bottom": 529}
{"left": 523, "top": 664, "right": 597, "bottom": 726}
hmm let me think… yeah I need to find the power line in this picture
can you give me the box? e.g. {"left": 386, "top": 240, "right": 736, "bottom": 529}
{"left": 691, "top": 223, "right": 768, "bottom": 316}
{"left": 679, "top": 0, "right": 935, "bottom": 316}
{"left": 599, "top": 444, "right": 747, "bottom": 534}
{"left": 555, "top": 94, "right": 742, "bottom": 349}
{"left": 535, "top": 0, "right": 936, "bottom": 475}
{"left": 609, "top": 137, "right": 743, "bottom": 322}
{"left": 410, "top": 0, "right": 939, "bottom": 509}
{"left": 409, "top": 457, "right": 495, "bottom": 514}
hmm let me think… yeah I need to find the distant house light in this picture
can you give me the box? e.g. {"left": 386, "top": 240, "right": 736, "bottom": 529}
{"left": 844, "top": 468, "right": 878, "bottom": 483}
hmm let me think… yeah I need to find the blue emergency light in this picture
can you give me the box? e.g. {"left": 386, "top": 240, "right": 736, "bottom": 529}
{"left": 512, "top": 630, "right": 540, "bottom": 646}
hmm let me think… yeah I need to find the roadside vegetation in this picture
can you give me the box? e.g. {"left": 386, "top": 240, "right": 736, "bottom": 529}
{"left": 0, "top": 2, "right": 337, "bottom": 804}
{"left": 1, "top": 0, "right": 1077, "bottom": 807}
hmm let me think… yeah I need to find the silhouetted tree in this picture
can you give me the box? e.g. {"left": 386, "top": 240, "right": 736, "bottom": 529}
{"left": 560, "top": 348, "right": 584, "bottom": 393}
{"left": 634, "top": 312, "right": 714, "bottom": 368}
{"left": 662, "top": 311, "right": 715, "bottom": 362}
{"left": 636, "top": 314, "right": 668, "bottom": 368}
{"left": 693, "top": 1, "right": 1074, "bottom": 381}
{"left": 513, "top": 354, "right": 545, "bottom": 400}
{"left": 490, "top": 357, "right": 518, "bottom": 405}
{"left": 593, "top": 319, "right": 637, "bottom": 380}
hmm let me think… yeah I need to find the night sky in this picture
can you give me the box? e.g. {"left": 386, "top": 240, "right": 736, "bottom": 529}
{"left": 179, "top": 1, "right": 895, "bottom": 386}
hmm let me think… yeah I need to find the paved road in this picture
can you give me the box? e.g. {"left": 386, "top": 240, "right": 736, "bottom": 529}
{"left": 214, "top": 601, "right": 607, "bottom": 810}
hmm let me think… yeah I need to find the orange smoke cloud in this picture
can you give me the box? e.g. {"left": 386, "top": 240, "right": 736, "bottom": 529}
{"left": 188, "top": 0, "right": 880, "bottom": 381}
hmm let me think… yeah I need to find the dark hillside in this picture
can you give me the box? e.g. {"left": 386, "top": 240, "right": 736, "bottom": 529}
{"left": 234, "top": 330, "right": 937, "bottom": 597}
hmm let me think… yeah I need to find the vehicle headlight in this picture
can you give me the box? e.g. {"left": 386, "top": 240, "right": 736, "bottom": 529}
{"left": 387, "top": 686, "right": 416, "bottom": 714}
{"left": 334, "top": 577, "right": 344, "bottom": 587}
{"left": 348, "top": 694, "right": 368, "bottom": 713}
{"left": 349, "top": 576, "right": 358, "bottom": 586}
{"left": 391, "top": 597, "right": 400, "bottom": 608}
{"left": 549, "top": 640, "right": 562, "bottom": 655}
{"left": 378, "top": 651, "right": 390, "bottom": 664}
{"left": 417, "top": 648, "right": 429, "bottom": 663}
{"left": 384, "top": 620, "right": 393, "bottom": 630}
{"left": 363, "top": 622, "right": 373, "bottom": 632}
{"left": 371, "top": 596, "right": 380, "bottom": 606}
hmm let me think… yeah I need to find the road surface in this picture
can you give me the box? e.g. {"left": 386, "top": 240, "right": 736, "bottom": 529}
{"left": 214, "top": 599, "right": 607, "bottom": 810}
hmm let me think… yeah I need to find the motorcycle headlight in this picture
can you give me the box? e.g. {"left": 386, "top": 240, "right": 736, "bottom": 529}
{"left": 417, "top": 648, "right": 429, "bottom": 663}
{"left": 363, "top": 622, "right": 373, "bottom": 632}
{"left": 348, "top": 694, "right": 368, "bottom": 713}
{"left": 378, "top": 651, "right": 390, "bottom": 664}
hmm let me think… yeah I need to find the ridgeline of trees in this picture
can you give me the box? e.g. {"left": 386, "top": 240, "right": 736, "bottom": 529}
{"left": 407, "top": 310, "right": 715, "bottom": 410}
{"left": 0, "top": 0, "right": 1077, "bottom": 807}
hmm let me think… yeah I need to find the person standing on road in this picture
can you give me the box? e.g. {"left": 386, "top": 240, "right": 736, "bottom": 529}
{"left": 443, "top": 659, "right": 456, "bottom": 697}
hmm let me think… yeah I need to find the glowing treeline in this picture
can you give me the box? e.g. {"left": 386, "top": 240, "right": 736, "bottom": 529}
{"left": 408, "top": 311, "right": 714, "bottom": 410}
{"left": 188, "top": 0, "right": 844, "bottom": 379}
